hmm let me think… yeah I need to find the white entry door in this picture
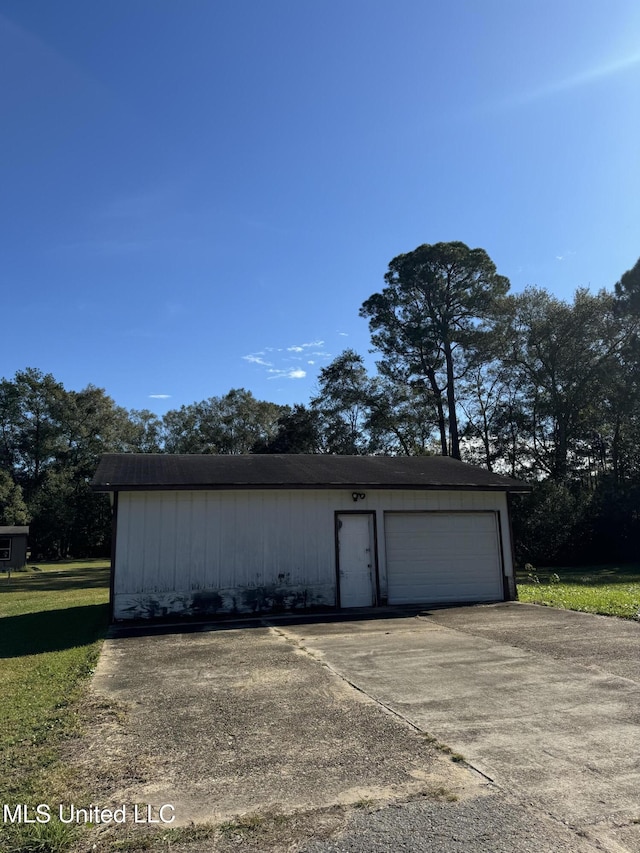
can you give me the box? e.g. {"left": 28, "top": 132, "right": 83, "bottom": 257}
{"left": 337, "top": 513, "right": 375, "bottom": 607}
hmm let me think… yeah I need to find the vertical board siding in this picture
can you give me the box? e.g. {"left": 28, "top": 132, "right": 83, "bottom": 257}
{"left": 113, "top": 488, "right": 514, "bottom": 619}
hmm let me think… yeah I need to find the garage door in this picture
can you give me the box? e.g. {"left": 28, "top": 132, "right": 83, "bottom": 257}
{"left": 385, "top": 512, "right": 503, "bottom": 605}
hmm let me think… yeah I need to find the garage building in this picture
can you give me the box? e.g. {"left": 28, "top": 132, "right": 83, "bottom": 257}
{"left": 91, "top": 454, "right": 529, "bottom": 621}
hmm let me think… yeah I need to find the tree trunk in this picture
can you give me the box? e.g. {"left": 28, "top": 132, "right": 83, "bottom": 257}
{"left": 443, "top": 340, "right": 461, "bottom": 460}
{"left": 611, "top": 416, "right": 621, "bottom": 484}
{"left": 553, "top": 414, "right": 568, "bottom": 481}
{"left": 424, "top": 366, "right": 448, "bottom": 455}
{"left": 482, "top": 416, "right": 493, "bottom": 472}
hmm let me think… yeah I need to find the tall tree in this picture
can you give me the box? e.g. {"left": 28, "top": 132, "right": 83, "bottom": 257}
{"left": 4, "top": 368, "right": 66, "bottom": 493}
{"left": 609, "top": 256, "right": 640, "bottom": 482}
{"left": 360, "top": 241, "right": 509, "bottom": 459}
{"left": 500, "top": 288, "right": 630, "bottom": 481}
{"left": 310, "top": 350, "right": 373, "bottom": 454}
{"left": 0, "top": 370, "right": 150, "bottom": 557}
{"left": 0, "top": 471, "right": 28, "bottom": 525}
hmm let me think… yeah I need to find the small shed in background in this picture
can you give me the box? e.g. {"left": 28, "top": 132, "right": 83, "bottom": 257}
{"left": 0, "top": 526, "right": 29, "bottom": 571}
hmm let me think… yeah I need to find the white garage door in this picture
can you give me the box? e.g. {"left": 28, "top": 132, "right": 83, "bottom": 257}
{"left": 385, "top": 512, "right": 503, "bottom": 605}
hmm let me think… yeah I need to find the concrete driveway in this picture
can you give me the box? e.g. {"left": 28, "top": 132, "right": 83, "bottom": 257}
{"left": 278, "top": 603, "right": 640, "bottom": 852}
{"left": 86, "top": 603, "right": 640, "bottom": 853}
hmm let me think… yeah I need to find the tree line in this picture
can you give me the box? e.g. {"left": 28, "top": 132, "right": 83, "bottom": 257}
{"left": 2, "top": 242, "right": 639, "bottom": 566}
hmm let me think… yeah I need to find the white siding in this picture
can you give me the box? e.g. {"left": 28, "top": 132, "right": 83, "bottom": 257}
{"left": 113, "top": 488, "right": 514, "bottom": 619}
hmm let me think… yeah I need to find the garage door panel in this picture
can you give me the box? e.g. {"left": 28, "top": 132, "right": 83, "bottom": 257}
{"left": 385, "top": 512, "right": 503, "bottom": 605}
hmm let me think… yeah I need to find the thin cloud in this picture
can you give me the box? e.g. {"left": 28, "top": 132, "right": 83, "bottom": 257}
{"left": 267, "top": 368, "right": 307, "bottom": 380}
{"left": 243, "top": 354, "right": 273, "bottom": 366}
{"left": 555, "top": 250, "right": 576, "bottom": 262}
{"left": 245, "top": 338, "right": 326, "bottom": 379}
{"left": 287, "top": 340, "right": 324, "bottom": 351}
{"left": 337, "top": 331, "right": 349, "bottom": 337}
{"left": 149, "top": 394, "right": 171, "bottom": 399}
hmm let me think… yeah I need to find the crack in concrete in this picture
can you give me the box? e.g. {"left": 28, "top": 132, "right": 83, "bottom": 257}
{"left": 264, "top": 620, "right": 639, "bottom": 853}
{"left": 264, "top": 621, "right": 497, "bottom": 787}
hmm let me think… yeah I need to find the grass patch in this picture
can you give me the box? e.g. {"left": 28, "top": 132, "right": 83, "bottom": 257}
{"left": 218, "top": 813, "right": 272, "bottom": 838}
{"left": 0, "top": 560, "right": 109, "bottom": 852}
{"left": 421, "top": 732, "right": 466, "bottom": 764}
{"left": 517, "top": 563, "right": 640, "bottom": 620}
{"left": 110, "top": 823, "right": 219, "bottom": 852}
{"left": 2, "top": 817, "right": 79, "bottom": 853}
{"left": 430, "top": 786, "right": 458, "bottom": 803}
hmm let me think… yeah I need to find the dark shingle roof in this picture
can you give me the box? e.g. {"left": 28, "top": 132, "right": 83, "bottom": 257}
{"left": 91, "top": 454, "right": 530, "bottom": 492}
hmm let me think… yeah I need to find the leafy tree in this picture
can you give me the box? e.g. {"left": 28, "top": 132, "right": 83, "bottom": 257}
{"left": 214, "top": 389, "right": 285, "bottom": 454}
{"left": 500, "top": 288, "right": 630, "bottom": 481}
{"left": 2, "top": 368, "right": 66, "bottom": 494}
{"left": 310, "top": 350, "right": 373, "bottom": 454}
{"left": 614, "top": 255, "right": 640, "bottom": 315}
{"left": 163, "top": 389, "right": 286, "bottom": 454}
{"left": 56, "top": 386, "right": 134, "bottom": 473}
{"left": 361, "top": 241, "right": 509, "bottom": 459}
{"left": 511, "top": 480, "right": 593, "bottom": 565}
{"left": 162, "top": 403, "right": 202, "bottom": 453}
{"left": 586, "top": 476, "right": 640, "bottom": 562}
{"left": 0, "top": 371, "right": 146, "bottom": 558}
{"left": 365, "top": 371, "right": 438, "bottom": 456}
{"left": 0, "top": 379, "right": 20, "bottom": 471}
{"left": 252, "top": 404, "right": 322, "bottom": 453}
{"left": 458, "top": 364, "right": 509, "bottom": 471}
{"left": 488, "top": 382, "right": 531, "bottom": 480}
{"left": 608, "top": 257, "right": 640, "bottom": 482}
{"left": 127, "top": 409, "right": 164, "bottom": 453}
{"left": 0, "top": 470, "right": 28, "bottom": 525}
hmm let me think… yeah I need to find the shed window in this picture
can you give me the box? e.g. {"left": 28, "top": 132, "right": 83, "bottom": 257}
{"left": 0, "top": 538, "right": 11, "bottom": 560}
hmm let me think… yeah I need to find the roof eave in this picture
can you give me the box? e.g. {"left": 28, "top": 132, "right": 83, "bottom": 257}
{"left": 92, "top": 482, "right": 531, "bottom": 493}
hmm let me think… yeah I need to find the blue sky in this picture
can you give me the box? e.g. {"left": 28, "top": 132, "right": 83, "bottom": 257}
{"left": 3, "top": 1, "right": 639, "bottom": 413}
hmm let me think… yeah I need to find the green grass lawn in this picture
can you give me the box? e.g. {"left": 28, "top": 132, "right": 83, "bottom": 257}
{"left": 516, "top": 563, "right": 640, "bottom": 620}
{"left": 0, "top": 560, "right": 110, "bottom": 851}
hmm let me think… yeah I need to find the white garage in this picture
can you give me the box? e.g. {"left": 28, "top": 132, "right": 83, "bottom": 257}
{"left": 92, "top": 453, "right": 529, "bottom": 621}
{"left": 385, "top": 512, "right": 504, "bottom": 605}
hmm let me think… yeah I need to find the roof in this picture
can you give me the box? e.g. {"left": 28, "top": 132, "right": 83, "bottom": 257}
{"left": 0, "top": 526, "right": 29, "bottom": 535}
{"left": 91, "top": 454, "right": 531, "bottom": 493}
